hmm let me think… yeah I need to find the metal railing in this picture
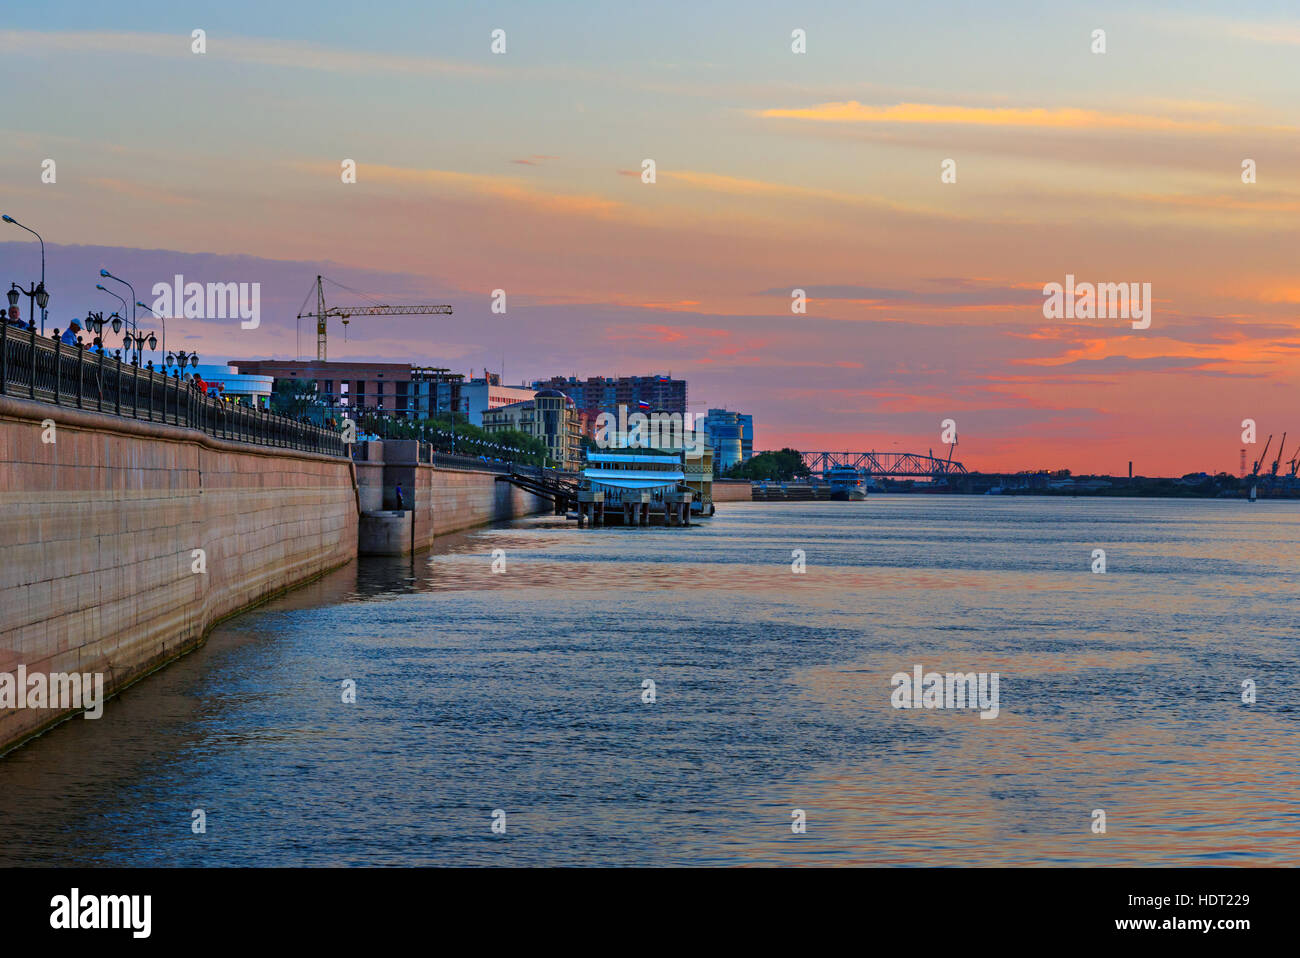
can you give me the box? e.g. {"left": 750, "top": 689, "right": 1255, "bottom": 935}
{"left": 1, "top": 324, "right": 346, "bottom": 457}
{"left": 350, "top": 413, "right": 551, "bottom": 467}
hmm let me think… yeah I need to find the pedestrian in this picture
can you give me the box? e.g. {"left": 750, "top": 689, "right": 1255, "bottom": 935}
{"left": 395, "top": 483, "right": 404, "bottom": 510}
{"left": 60, "top": 320, "right": 82, "bottom": 346}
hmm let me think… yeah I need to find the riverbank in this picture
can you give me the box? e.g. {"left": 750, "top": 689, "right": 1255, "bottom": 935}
{"left": 0, "top": 396, "right": 546, "bottom": 755}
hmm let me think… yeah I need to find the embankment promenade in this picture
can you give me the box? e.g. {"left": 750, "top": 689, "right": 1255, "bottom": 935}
{"left": 0, "top": 394, "right": 545, "bottom": 754}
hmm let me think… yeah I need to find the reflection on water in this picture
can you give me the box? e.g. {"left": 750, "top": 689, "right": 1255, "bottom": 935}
{"left": 1, "top": 497, "right": 1298, "bottom": 866}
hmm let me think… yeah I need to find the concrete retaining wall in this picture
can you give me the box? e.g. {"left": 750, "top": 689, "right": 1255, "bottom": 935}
{"left": 712, "top": 479, "right": 753, "bottom": 502}
{"left": 0, "top": 395, "right": 357, "bottom": 754}
{"left": 371, "top": 441, "right": 548, "bottom": 554}
{"left": 415, "top": 465, "right": 548, "bottom": 547}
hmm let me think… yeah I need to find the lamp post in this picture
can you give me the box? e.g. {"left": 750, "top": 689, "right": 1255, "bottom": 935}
{"left": 2, "top": 214, "right": 48, "bottom": 333}
{"left": 95, "top": 284, "right": 131, "bottom": 353}
{"left": 98, "top": 268, "right": 137, "bottom": 353}
{"left": 166, "top": 350, "right": 199, "bottom": 375}
{"left": 84, "top": 310, "right": 119, "bottom": 350}
{"left": 9, "top": 282, "right": 49, "bottom": 333}
{"left": 124, "top": 329, "right": 158, "bottom": 366}
{"left": 136, "top": 301, "right": 165, "bottom": 366}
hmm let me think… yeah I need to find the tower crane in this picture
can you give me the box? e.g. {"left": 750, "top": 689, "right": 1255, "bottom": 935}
{"left": 296, "top": 275, "right": 453, "bottom": 361}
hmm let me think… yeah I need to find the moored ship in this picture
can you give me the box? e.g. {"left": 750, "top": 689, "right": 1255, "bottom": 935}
{"left": 827, "top": 465, "right": 867, "bottom": 500}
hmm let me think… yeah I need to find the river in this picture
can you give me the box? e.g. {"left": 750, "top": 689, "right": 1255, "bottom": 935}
{"left": 2, "top": 497, "right": 1297, "bottom": 865}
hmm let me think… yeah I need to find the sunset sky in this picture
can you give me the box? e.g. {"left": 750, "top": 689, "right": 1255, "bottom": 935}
{"left": 2, "top": 1, "right": 1297, "bottom": 475}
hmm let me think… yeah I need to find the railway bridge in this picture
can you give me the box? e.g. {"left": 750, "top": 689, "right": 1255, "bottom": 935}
{"left": 800, "top": 450, "right": 968, "bottom": 478}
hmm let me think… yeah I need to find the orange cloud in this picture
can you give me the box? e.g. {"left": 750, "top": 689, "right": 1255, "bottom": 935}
{"left": 758, "top": 101, "right": 1233, "bottom": 133}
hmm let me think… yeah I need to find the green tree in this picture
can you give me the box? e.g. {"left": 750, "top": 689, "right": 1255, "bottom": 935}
{"left": 270, "top": 378, "right": 322, "bottom": 418}
{"left": 723, "top": 448, "right": 810, "bottom": 481}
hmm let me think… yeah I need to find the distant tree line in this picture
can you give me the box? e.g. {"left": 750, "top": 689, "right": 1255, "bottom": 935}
{"left": 722, "top": 448, "right": 811, "bottom": 481}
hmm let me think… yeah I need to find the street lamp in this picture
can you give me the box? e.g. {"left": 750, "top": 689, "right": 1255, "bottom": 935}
{"left": 8, "top": 281, "right": 49, "bottom": 333}
{"left": 166, "top": 350, "right": 199, "bottom": 373}
{"left": 84, "top": 310, "right": 128, "bottom": 354}
{"left": 122, "top": 329, "right": 158, "bottom": 365}
{"left": 98, "top": 268, "right": 137, "bottom": 350}
{"left": 96, "top": 284, "right": 136, "bottom": 360}
{"left": 136, "top": 301, "right": 165, "bottom": 365}
{"left": 2, "top": 214, "right": 47, "bottom": 333}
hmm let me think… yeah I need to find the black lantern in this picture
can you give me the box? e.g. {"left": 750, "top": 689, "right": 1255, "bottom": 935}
{"left": 6, "top": 285, "right": 18, "bottom": 308}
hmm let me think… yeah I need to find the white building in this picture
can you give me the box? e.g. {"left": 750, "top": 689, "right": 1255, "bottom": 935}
{"left": 192, "top": 364, "right": 274, "bottom": 408}
{"left": 461, "top": 380, "right": 536, "bottom": 425}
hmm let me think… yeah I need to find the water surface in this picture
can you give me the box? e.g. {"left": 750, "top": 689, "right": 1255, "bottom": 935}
{"left": 2, "top": 497, "right": 1298, "bottom": 865}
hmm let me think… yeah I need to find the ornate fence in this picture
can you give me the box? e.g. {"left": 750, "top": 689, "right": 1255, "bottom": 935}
{"left": 0, "top": 324, "right": 345, "bottom": 457}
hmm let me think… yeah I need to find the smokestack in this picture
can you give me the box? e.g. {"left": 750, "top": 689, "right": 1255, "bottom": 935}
{"left": 1128, "top": 460, "right": 1133, "bottom": 479}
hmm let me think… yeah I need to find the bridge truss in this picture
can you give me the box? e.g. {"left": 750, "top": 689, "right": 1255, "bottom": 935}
{"left": 800, "top": 451, "right": 968, "bottom": 478}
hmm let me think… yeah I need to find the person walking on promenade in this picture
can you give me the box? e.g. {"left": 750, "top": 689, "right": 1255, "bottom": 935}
{"left": 395, "top": 483, "right": 404, "bottom": 511}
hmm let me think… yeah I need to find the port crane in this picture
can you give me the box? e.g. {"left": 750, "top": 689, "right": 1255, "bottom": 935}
{"left": 1250, "top": 434, "right": 1273, "bottom": 478}
{"left": 1269, "top": 432, "right": 1287, "bottom": 479}
{"left": 927, "top": 439, "right": 958, "bottom": 477}
{"left": 297, "top": 275, "right": 453, "bottom": 361}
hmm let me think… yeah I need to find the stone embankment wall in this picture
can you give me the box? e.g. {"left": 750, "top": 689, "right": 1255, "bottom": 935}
{"left": 0, "top": 395, "right": 356, "bottom": 753}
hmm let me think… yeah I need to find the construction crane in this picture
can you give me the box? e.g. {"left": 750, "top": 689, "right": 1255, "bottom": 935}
{"left": 297, "top": 275, "right": 453, "bottom": 361}
{"left": 1250, "top": 434, "right": 1273, "bottom": 478}
{"left": 1270, "top": 432, "right": 1288, "bottom": 479}
{"left": 927, "top": 439, "right": 958, "bottom": 476}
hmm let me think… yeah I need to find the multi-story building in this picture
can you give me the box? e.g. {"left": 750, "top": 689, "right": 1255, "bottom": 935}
{"left": 482, "top": 389, "right": 583, "bottom": 471}
{"left": 703, "top": 408, "right": 754, "bottom": 472}
{"left": 229, "top": 360, "right": 447, "bottom": 416}
{"left": 461, "top": 376, "right": 537, "bottom": 426}
{"left": 229, "top": 361, "right": 535, "bottom": 422}
{"left": 530, "top": 374, "right": 687, "bottom": 421}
